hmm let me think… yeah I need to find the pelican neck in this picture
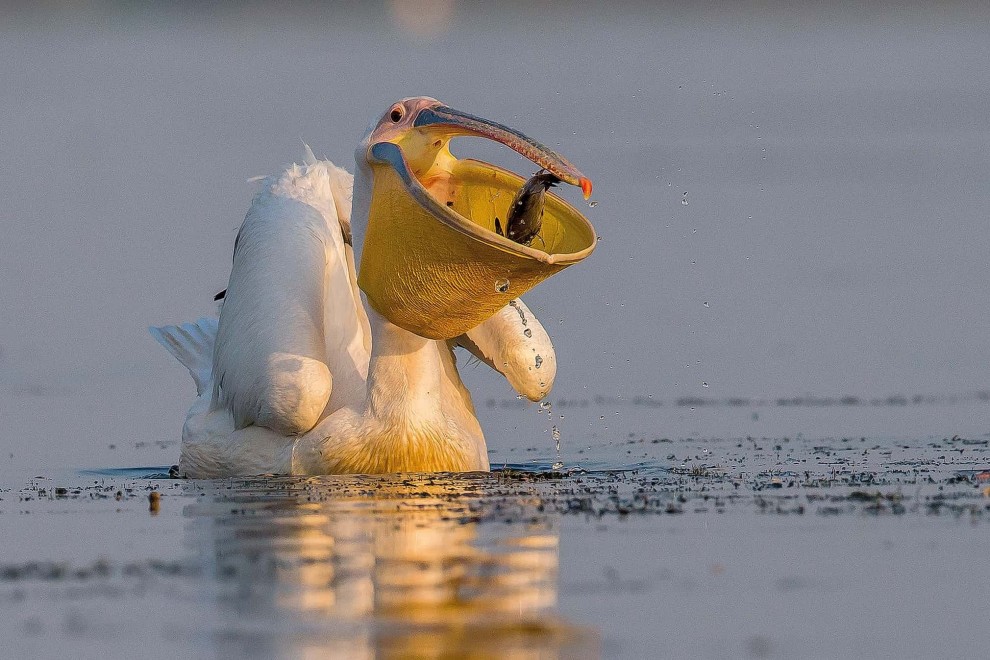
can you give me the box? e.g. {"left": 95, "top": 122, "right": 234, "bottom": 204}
{"left": 364, "top": 308, "right": 444, "bottom": 425}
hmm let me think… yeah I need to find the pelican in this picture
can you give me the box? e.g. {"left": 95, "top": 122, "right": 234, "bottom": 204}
{"left": 152, "top": 97, "right": 595, "bottom": 478}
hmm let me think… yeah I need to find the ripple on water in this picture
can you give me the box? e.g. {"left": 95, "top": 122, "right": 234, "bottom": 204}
{"left": 8, "top": 432, "right": 989, "bottom": 658}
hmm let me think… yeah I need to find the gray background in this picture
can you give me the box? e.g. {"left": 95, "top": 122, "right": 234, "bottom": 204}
{"left": 2, "top": 1, "right": 988, "bottom": 473}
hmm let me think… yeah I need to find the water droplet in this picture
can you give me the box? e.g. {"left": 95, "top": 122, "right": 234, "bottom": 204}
{"left": 523, "top": 328, "right": 532, "bottom": 338}
{"left": 535, "top": 355, "right": 543, "bottom": 369}
{"left": 681, "top": 193, "right": 689, "bottom": 206}
{"left": 551, "top": 461, "right": 564, "bottom": 471}
{"left": 596, "top": 236, "right": 602, "bottom": 242}
{"left": 552, "top": 426, "right": 561, "bottom": 442}
{"left": 495, "top": 279, "right": 510, "bottom": 293}
{"left": 540, "top": 401, "right": 551, "bottom": 410}
{"left": 600, "top": 415, "right": 605, "bottom": 420}
{"left": 703, "top": 382, "right": 709, "bottom": 388}
{"left": 703, "top": 301, "right": 710, "bottom": 308}
{"left": 588, "top": 200, "right": 598, "bottom": 208}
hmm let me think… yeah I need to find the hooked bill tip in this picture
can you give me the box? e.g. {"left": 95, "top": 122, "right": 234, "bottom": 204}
{"left": 580, "top": 177, "right": 593, "bottom": 200}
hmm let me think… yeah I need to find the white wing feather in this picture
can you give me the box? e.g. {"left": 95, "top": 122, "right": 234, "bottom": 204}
{"left": 149, "top": 318, "right": 218, "bottom": 397}
{"left": 212, "top": 159, "right": 367, "bottom": 435}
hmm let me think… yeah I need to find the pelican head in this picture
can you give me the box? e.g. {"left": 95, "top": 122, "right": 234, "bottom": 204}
{"left": 353, "top": 97, "right": 597, "bottom": 340}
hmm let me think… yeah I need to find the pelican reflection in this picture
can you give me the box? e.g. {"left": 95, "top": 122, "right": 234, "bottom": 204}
{"left": 182, "top": 472, "right": 597, "bottom": 659}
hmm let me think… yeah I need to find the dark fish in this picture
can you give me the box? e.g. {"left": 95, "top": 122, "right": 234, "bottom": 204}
{"left": 495, "top": 169, "right": 560, "bottom": 246}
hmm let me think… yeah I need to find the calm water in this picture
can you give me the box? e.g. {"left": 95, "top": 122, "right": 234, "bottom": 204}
{"left": 2, "top": 3, "right": 990, "bottom": 658}
{"left": 2, "top": 437, "right": 989, "bottom": 658}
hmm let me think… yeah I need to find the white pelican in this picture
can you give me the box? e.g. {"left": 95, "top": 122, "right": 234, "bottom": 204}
{"left": 152, "top": 97, "right": 594, "bottom": 478}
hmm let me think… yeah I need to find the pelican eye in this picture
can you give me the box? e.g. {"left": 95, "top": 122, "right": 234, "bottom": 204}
{"left": 390, "top": 107, "right": 403, "bottom": 122}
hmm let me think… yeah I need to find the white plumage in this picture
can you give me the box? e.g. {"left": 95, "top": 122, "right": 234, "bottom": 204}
{"left": 153, "top": 152, "right": 556, "bottom": 478}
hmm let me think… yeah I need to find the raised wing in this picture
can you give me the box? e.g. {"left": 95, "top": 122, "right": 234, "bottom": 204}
{"left": 212, "top": 158, "right": 369, "bottom": 435}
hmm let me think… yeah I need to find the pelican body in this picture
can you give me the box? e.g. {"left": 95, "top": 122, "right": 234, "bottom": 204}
{"left": 152, "top": 98, "right": 594, "bottom": 478}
